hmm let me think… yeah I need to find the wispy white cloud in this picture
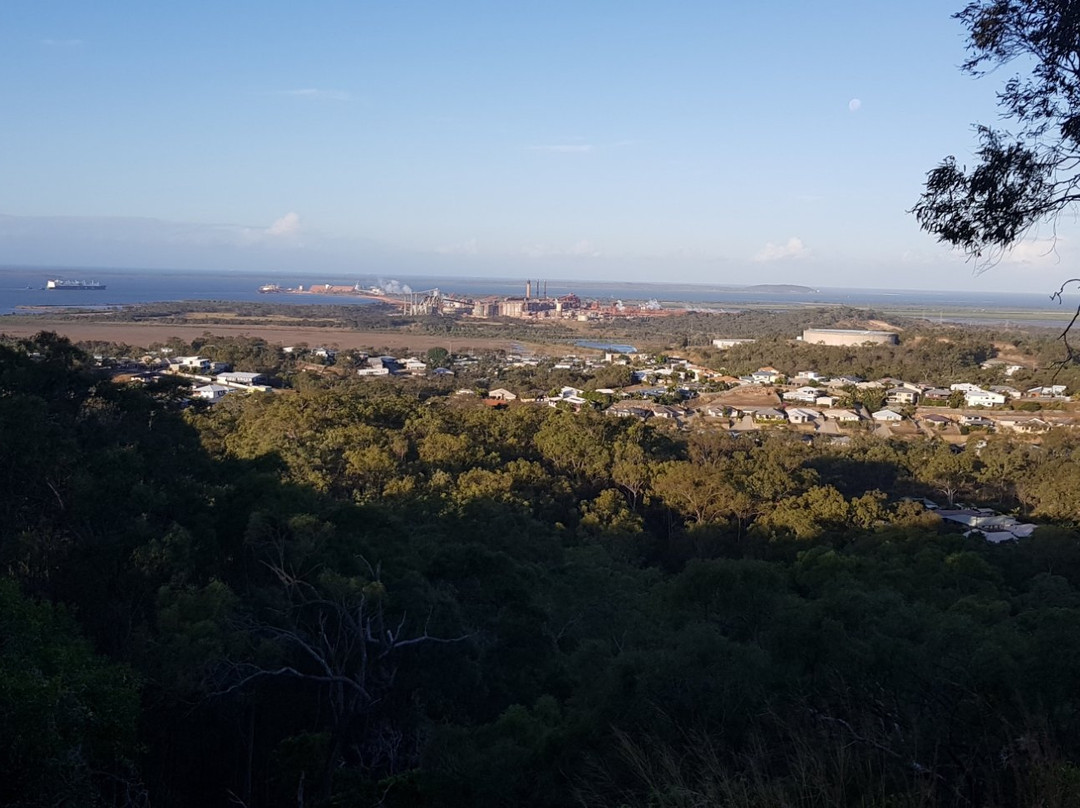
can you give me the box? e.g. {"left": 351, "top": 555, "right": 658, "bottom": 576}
{"left": 266, "top": 212, "right": 301, "bottom": 237}
{"left": 277, "top": 88, "right": 350, "bottom": 101}
{"left": 527, "top": 144, "right": 594, "bottom": 153}
{"left": 522, "top": 239, "right": 601, "bottom": 258}
{"left": 41, "top": 38, "right": 83, "bottom": 47}
{"left": 754, "top": 237, "right": 810, "bottom": 262}
{"left": 525, "top": 138, "right": 638, "bottom": 154}
{"left": 1002, "top": 237, "right": 1063, "bottom": 265}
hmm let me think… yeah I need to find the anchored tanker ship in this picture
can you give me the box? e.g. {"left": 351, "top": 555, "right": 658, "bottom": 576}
{"left": 46, "top": 279, "right": 106, "bottom": 290}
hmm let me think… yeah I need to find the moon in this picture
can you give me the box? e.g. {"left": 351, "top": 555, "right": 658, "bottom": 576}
{"left": 848, "top": 98, "right": 862, "bottom": 112}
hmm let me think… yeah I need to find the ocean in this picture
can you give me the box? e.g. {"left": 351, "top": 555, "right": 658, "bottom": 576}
{"left": 0, "top": 265, "right": 1074, "bottom": 326}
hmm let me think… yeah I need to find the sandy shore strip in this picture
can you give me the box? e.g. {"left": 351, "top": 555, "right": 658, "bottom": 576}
{"left": 0, "top": 320, "right": 563, "bottom": 355}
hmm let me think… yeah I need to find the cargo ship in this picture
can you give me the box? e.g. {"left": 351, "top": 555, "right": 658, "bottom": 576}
{"left": 46, "top": 279, "right": 106, "bottom": 290}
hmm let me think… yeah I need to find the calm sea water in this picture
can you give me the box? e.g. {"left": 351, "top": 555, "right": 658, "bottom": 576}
{"left": 0, "top": 265, "right": 1073, "bottom": 326}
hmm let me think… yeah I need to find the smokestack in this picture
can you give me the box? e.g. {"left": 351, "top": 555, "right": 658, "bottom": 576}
{"left": 544, "top": 280, "right": 547, "bottom": 299}
{"left": 526, "top": 280, "right": 531, "bottom": 299}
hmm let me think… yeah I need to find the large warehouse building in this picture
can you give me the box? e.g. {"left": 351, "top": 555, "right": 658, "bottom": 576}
{"left": 801, "top": 328, "right": 899, "bottom": 347}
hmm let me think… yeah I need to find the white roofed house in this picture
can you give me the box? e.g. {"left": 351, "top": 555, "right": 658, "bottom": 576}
{"left": 964, "top": 389, "right": 1006, "bottom": 408}
{"left": 950, "top": 382, "right": 985, "bottom": 393}
{"left": 174, "top": 356, "right": 212, "bottom": 373}
{"left": 357, "top": 357, "right": 393, "bottom": 377}
{"left": 751, "top": 367, "right": 784, "bottom": 384}
{"left": 1027, "top": 385, "right": 1068, "bottom": 398}
{"left": 550, "top": 386, "right": 588, "bottom": 409}
{"left": 607, "top": 402, "right": 653, "bottom": 419}
{"left": 193, "top": 383, "right": 229, "bottom": 401}
{"left": 786, "top": 408, "right": 821, "bottom": 424}
{"left": 823, "top": 408, "right": 862, "bottom": 422}
{"left": 752, "top": 407, "right": 788, "bottom": 423}
{"left": 216, "top": 371, "right": 266, "bottom": 387}
{"left": 871, "top": 408, "right": 904, "bottom": 422}
{"left": 402, "top": 358, "right": 427, "bottom": 373}
{"left": 935, "top": 508, "right": 1037, "bottom": 542}
{"left": 783, "top": 386, "right": 822, "bottom": 404}
{"left": 487, "top": 388, "right": 518, "bottom": 401}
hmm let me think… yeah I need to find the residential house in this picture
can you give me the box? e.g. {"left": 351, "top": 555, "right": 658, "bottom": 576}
{"left": 787, "top": 408, "right": 822, "bottom": 424}
{"left": 753, "top": 407, "right": 788, "bottom": 423}
{"left": 871, "top": 409, "right": 904, "bottom": 422}
{"left": 173, "top": 355, "right": 222, "bottom": 374}
{"left": 356, "top": 365, "right": 390, "bottom": 377}
{"left": 826, "top": 375, "right": 864, "bottom": 388}
{"left": 551, "top": 387, "right": 588, "bottom": 409}
{"left": 193, "top": 384, "right": 229, "bottom": 401}
{"left": 174, "top": 355, "right": 208, "bottom": 370}
{"left": 216, "top": 371, "right": 266, "bottom": 387}
{"left": 823, "top": 408, "right": 862, "bottom": 422}
{"left": 960, "top": 414, "right": 994, "bottom": 428}
{"left": 964, "top": 389, "right": 1006, "bottom": 408}
{"left": 921, "top": 388, "right": 952, "bottom": 402}
{"left": 751, "top": 367, "right": 784, "bottom": 384}
{"left": 1027, "top": 385, "right": 1068, "bottom": 397}
{"left": 608, "top": 405, "right": 653, "bottom": 419}
{"left": 886, "top": 387, "right": 919, "bottom": 406}
{"left": 997, "top": 416, "right": 1051, "bottom": 433}
{"left": 487, "top": 388, "right": 518, "bottom": 401}
{"left": 652, "top": 405, "right": 686, "bottom": 420}
{"left": 936, "top": 509, "right": 1037, "bottom": 541}
{"left": 782, "top": 386, "right": 822, "bottom": 403}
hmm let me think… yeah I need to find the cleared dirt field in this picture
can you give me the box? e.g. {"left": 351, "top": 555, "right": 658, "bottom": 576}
{"left": 0, "top": 320, "right": 560, "bottom": 354}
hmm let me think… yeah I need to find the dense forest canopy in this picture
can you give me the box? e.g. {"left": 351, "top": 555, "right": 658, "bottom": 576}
{"left": 5, "top": 331, "right": 1080, "bottom": 806}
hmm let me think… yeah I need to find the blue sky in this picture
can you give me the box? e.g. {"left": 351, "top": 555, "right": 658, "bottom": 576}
{"left": 0, "top": 1, "right": 1071, "bottom": 292}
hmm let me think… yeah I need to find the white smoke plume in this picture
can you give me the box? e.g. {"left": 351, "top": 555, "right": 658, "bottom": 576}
{"left": 378, "top": 279, "right": 413, "bottom": 294}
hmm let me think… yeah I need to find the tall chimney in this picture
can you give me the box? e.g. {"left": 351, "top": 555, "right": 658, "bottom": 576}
{"left": 526, "top": 280, "right": 531, "bottom": 299}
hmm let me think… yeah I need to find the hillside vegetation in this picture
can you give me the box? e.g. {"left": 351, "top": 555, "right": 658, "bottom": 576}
{"left": 5, "top": 332, "right": 1080, "bottom": 807}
